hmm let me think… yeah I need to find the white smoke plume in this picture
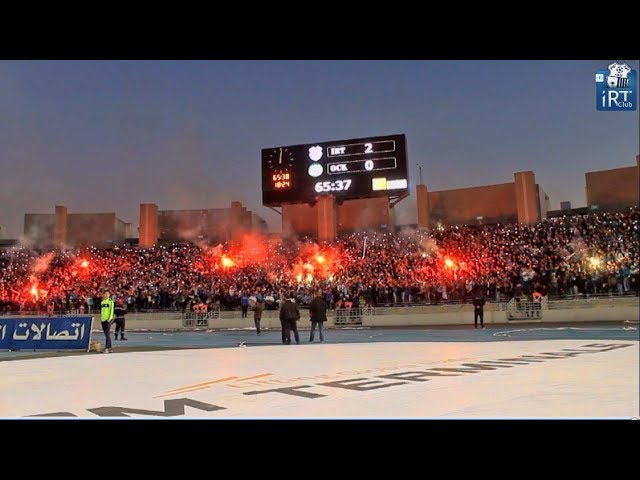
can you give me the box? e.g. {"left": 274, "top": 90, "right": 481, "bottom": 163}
{"left": 419, "top": 236, "right": 442, "bottom": 257}
{"left": 32, "top": 252, "right": 55, "bottom": 274}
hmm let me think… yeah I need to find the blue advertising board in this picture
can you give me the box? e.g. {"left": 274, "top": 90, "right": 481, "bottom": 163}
{"left": 0, "top": 316, "right": 93, "bottom": 351}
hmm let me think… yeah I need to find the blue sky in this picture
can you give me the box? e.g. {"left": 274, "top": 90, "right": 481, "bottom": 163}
{"left": 0, "top": 60, "right": 638, "bottom": 238}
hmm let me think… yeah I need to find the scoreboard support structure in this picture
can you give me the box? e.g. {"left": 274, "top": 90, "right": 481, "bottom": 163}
{"left": 317, "top": 195, "right": 337, "bottom": 241}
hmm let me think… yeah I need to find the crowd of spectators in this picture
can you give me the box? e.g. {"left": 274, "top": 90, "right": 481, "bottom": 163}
{"left": 1, "top": 207, "right": 637, "bottom": 314}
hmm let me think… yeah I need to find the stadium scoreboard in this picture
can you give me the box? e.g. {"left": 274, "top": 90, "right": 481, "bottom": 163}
{"left": 262, "top": 134, "right": 408, "bottom": 206}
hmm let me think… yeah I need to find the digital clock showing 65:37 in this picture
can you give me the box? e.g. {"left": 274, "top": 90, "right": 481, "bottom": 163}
{"left": 272, "top": 172, "right": 293, "bottom": 190}
{"left": 314, "top": 179, "right": 352, "bottom": 193}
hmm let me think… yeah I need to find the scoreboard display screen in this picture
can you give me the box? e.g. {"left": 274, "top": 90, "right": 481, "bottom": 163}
{"left": 262, "top": 134, "right": 408, "bottom": 206}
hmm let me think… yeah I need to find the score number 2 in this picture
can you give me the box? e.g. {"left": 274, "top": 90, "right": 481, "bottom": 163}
{"left": 364, "top": 143, "right": 373, "bottom": 153}
{"left": 315, "top": 179, "right": 352, "bottom": 193}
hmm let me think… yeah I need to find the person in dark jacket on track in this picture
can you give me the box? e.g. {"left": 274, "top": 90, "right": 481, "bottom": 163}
{"left": 114, "top": 297, "right": 128, "bottom": 341}
{"left": 308, "top": 290, "right": 327, "bottom": 343}
{"left": 279, "top": 293, "right": 300, "bottom": 345}
{"left": 472, "top": 287, "right": 486, "bottom": 329}
{"left": 254, "top": 293, "right": 264, "bottom": 335}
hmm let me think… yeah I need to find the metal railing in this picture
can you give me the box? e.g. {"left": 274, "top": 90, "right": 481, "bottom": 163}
{"left": 334, "top": 308, "right": 364, "bottom": 326}
{"left": 544, "top": 295, "right": 639, "bottom": 310}
{"left": 182, "top": 310, "right": 220, "bottom": 327}
{"left": 506, "top": 299, "right": 544, "bottom": 320}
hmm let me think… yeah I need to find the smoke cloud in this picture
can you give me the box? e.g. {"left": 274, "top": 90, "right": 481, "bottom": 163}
{"left": 32, "top": 252, "right": 55, "bottom": 274}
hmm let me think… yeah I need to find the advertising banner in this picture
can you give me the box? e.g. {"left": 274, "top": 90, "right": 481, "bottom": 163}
{"left": 0, "top": 316, "right": 93, "bottom": 351}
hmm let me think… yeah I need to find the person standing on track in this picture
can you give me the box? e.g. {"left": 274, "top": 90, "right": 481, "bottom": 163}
{"left": 114, "top": 297, "right": 128, "bottom": 341}
{"left": 254, "top": 293, "right": 264, "bottom": 335}
{"left": 472, "top": 287, "right": 486, "bottom": 329}
{"left": 279, "top": 292, "right": 300, "bottom": 345}
{"left": 241, "top": 292, "right": 250, "bottom": 318}
{"left": 100, "top": 291, "right": 115, "bottom": 353}
{"left": 308, "top": 290, "right": 327, "bottom": 343}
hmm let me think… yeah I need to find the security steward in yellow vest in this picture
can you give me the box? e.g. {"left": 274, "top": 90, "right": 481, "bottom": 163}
{"left": 101, "top": 291, "right": 115, "bottom": 353}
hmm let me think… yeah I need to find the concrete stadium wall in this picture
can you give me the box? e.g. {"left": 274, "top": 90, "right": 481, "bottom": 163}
{"left": 68, "top": 213, "right": 119, "bottom": 247}
{"left": 139, "top": 203, "right": 159, "bottom": 247}
{"left": 585, "top": 165, "right": 639, "bottom": 209}
{"left": 114, "top": 219, "right": 129, "bottom": 242}
{"left": 536, "top": 184, "right": 549, "bottom": 220}
{"left": 89, "top": 310, "right": 326, "bottom": 331}
{"left": 158, "top": 208, "right": 230, "bottom": 243}
{"left": 23, "top": 211, "right": 126, "bottom": 248}
{"left": 337, "top": 197, "right": 393, "bottom": 232}
{"left": 282, "top": 203, "right": 318, "bottom": 237}
{"left": 360, "top": 305, "right": 639, "bottom": 326}
{"left": 283, "top": 197, "right": 393, "bottom": 237}
{"left": 93, "top": 300, "right": 639, "bottom": 331}
{"left": 427, "top": 182, "right": 517, "bottom": 226}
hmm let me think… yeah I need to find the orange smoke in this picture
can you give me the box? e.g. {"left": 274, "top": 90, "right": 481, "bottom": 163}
{"left": 205, "top": 233, "right": 285, "bottom": 271}
{"left": 289, "top": 243, "right": 341, "bottom": 282}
